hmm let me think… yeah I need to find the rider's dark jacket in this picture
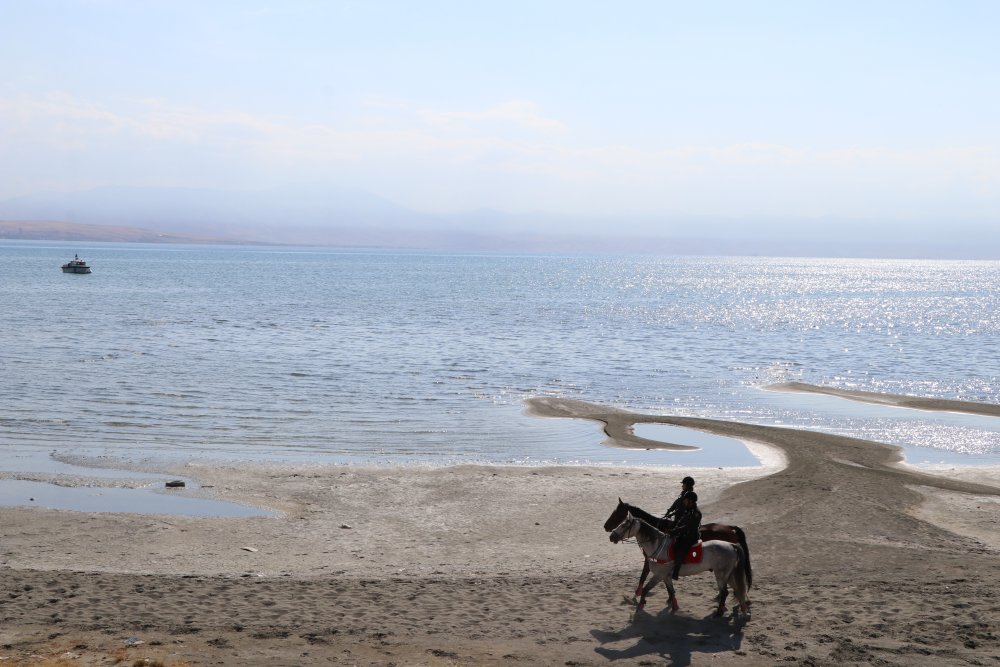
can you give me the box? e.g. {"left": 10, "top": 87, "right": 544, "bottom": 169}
{"left": 669, "top": 506, "right": 702, "bottom": 541}
{"left": 663, "top": 493, "right": 685, "bottom": 522}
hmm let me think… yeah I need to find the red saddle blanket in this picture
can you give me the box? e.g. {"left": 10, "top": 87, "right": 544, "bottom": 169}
{"left": 653, "top": 542, "right": 703, "bottom": 565}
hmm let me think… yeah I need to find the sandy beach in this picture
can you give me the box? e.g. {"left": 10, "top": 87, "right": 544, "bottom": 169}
{"left": 2, "top": 391, "right": 1000, "bottom": 666}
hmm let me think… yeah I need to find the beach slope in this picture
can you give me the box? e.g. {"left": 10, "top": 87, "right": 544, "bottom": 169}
{"left": 1, "top": 398, "right": 999, "bottom": 665}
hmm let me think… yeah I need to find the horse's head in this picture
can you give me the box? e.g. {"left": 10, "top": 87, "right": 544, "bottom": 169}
{"left": 609, "top": 512, "right": 640, "bottom": 544}
{"left": 603, "top": 497, "right": 629, "bottom": 532}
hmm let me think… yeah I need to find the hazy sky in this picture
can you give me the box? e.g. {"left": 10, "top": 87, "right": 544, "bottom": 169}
{"left": 2, "top": 1, "right": 999, "bottom": 236}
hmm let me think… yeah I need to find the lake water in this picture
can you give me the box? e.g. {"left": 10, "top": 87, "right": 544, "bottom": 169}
{"left": 3, "top": 240, "right": 999, "bottom": 477}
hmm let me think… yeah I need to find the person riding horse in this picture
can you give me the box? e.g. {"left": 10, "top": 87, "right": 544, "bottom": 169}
{"left": 669, "top": 490, "right": 702, "bottom": 580}
{"left": 603, "top": 496, "right": 754, "bottom": 605}
{"left": 663, "top": 476, "right": 695, "bottom": 526}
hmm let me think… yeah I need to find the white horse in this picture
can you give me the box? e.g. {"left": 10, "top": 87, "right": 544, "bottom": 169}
{"left": 609, "top": 512, "right": 751, "bottom": 617}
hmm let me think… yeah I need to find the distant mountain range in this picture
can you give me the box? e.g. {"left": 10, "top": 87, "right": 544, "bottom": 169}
{"left": 1, "top": 185, "right": 996, "bottom": 258}
{"left": 0, "top": 184, "right": 654, "bottom": 251}
{"left": 0, "top": 185, "right": 596, "bottom": 250}
{"left": 0, "top": 185, "right": 439, "bottom": 244}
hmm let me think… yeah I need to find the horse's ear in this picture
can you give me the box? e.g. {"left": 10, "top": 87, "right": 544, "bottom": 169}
{"left": 618, "top": 497, "right": 623, "bottom": 504}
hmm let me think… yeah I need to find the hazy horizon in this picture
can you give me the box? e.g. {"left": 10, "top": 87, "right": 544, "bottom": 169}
{"left": 2, "top": 2, "right": 999, "bottom": 256}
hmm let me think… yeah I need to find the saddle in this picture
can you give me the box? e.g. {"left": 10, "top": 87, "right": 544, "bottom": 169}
{"left": 649, "top": 541, "right": 703, "bottom": 565}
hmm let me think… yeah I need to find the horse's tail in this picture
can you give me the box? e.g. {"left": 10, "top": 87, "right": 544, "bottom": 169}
{"left": 734, "top": 526, "right": 752, "bottom": 589}
{"left": 731, "top": 544, "right": 749, "bottom": 597}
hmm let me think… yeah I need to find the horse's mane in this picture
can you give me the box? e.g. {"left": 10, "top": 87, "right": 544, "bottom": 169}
{"left": 632, "top": 515, "right": 666, "bottom": 543}
{"left": 623, "top": 502, "right": 668, "bottom": 530}
{"left": 605, "top": 498, "right": 672, "bottom": 533}
{"left": 633, "top": 517, "right": 663, "bottom": 542}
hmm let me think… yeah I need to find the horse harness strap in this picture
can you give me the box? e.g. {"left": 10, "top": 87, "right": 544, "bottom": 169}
{"left": 648, "top": 533, "right": 671, "bottom": 564}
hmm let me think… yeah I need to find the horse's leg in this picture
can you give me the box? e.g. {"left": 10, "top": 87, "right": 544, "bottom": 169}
{"left": 730, "top": 571, "right": 749, "bottom": 615}
{"left": 637, "top": 580, "right": 649, "bottom": 610}
{"left": 635, "top": 560, "right": 650, "bottom": 597}
{"left": 639, "top": 577, "right": 657, "bottom": 607}
{"left": 637, "top": 571, "right": 661, "bottom": 612}
{"left": 665, "top": 575, "right": 679, "bottom": 613}
{"left": 714, "top": 569, "right": 729, "bottom": 617}
{"left": 735, "top": 577, "right": 749, "bottom": 615}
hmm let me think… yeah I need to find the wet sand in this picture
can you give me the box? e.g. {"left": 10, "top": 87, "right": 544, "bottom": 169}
{"left": 1, "top": 395, "right": 999, "bottom": 665}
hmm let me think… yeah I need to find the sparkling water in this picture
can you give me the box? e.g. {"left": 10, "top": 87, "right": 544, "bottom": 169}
{"left": 3, "top": 240, "right": 999, "bottom": 469}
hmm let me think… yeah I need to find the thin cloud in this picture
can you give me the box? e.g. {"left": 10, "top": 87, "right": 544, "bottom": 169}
{"left": 2, "top": 92, "right": 999, "bottom": 219}
{"left": 418, "top": 101, "right": 568, "bottom": 133}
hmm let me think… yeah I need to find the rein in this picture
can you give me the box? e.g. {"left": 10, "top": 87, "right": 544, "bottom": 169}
{"left": 617, "top": 516, "right": 673, "bottom": 564}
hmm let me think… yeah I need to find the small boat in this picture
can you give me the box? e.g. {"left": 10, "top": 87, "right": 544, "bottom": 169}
{"left": 61, "top": 254, "right": 92, "bottom": 274}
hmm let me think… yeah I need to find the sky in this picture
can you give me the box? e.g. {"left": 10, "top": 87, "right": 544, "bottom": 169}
{"left": 1, "top": 1, "right": 999, "bottom": 246}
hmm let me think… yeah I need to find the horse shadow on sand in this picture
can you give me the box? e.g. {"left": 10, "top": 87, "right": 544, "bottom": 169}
{"left": 591, "top": 596, "right": 747, "bottom": 667}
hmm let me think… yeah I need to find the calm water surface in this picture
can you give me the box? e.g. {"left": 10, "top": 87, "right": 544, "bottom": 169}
{"left": 2, "top": 240, "right": 999, "bottom": 471}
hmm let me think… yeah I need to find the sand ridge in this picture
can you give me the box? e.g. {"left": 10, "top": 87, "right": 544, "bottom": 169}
{"left": 766, "top": 381, "right": 1000, "bottom": 418}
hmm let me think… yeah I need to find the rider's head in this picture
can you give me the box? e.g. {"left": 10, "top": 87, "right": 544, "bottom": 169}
{"left": 681, "top": 476, "right": 695, "bottom": 491}
{"left": 682, "top": 490, "right": 698, "bottom": 506}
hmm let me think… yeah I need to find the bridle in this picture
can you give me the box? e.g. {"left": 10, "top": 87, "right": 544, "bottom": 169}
{"left": 612, "top": 514, "right": 671, "bottom": 562}
{"left": 610, "top": 515, "right": 639, "bottom": 544}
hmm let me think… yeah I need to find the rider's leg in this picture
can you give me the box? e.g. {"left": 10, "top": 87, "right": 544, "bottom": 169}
{"left": 671, "top": 537, "right": 693, "bottom": 580}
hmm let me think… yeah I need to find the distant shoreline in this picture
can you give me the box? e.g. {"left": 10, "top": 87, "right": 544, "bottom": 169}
{"left": 6, "top": 217, "right": 1000, "bottom": 258}
{"left": 0, "top": 219, "right": 249, "bottom": 245}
